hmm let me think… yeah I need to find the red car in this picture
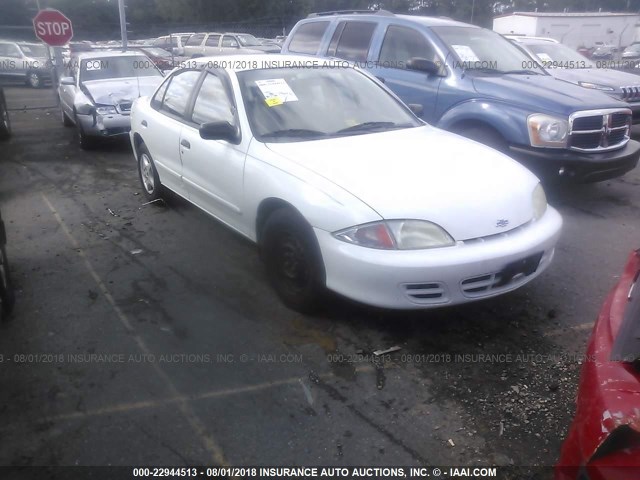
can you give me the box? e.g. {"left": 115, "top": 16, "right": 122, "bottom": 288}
{"left": 556, "top": 250, "right": 640, "bottom": 479}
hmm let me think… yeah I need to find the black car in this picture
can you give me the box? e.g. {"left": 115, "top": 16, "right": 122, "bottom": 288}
{"left": 0, "top": 208, "right": 14, "bottom": 321}
{"left": 0, "top": 87, "right": 11, "bottom": 140}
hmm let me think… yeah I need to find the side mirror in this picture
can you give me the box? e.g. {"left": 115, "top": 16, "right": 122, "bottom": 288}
{"left": 407, "top": 57, "right": 442, "bottom": 76}
{"left": 408, "top": 104, "right": 424, "bottom": 117}
{"left": 199, "top": 121, "right": 239, "bottom": 143}
{"left": 60, "top": 76, "right": 75, "bottom": 86}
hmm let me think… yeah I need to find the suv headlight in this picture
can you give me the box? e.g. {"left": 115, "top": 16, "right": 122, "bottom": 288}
{"left": 577, "top": 81, "right": 615, "bottom": 92}
{"left": 532, "top": 183, "right": 547, "bottom": 220}
{"left": 334, "top": 220, "right": 455, "bottom": 250}
{"left": 528, "top": 114, "right": 568, "bottom": 148}
{"left": 95, "top": 106, "right": 117, "bottom": 115}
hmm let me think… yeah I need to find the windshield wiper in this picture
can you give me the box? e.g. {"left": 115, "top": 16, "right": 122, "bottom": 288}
{"left": 335, "top": 121, "right": 410, "bottom": 135}
{"left": 261, "top": 128, "right": 327, "bottom": 139}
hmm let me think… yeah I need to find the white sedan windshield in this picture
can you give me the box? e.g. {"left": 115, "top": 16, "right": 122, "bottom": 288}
{"left": 237, "top": 67, "right": 420, "bottom": 142}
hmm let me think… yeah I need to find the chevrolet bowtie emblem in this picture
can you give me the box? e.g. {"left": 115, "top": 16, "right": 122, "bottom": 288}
{"left": 496, "top": 219, "right": 509, "bottom": 228}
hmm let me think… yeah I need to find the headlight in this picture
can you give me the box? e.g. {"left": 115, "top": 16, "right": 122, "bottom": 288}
{"left": 527, "top": 114, "right": 568, "bottom": 148}
{"left": 333, "top": 220, "right": 454, "bottom": 250}
{"left": 577, "top": 81, "right": 615, "bottom": 92}
{"left": 532, "top": 183, "right": 547, "bottom": 220}
{"left": 95, "top": 106, "right": 117, "bottom": 115}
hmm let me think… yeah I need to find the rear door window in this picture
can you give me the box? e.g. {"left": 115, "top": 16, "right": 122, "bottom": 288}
{"left": 332, "top": 21, "right": 376, "bottom": 63}
{"left": 288, "top": 21, "right": 329, "bottom": 55}
{"left": 186, "top": 34, "right": 205, "bottom": 46}
{"left": 206, "top": 34, "right": 221, "bottom": 47}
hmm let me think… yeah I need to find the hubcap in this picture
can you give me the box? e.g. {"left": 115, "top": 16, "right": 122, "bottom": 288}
{"left": 278, "top": 235, "right": 309, "bottom": 293}
{"left": 140, "top": 154, "right": 155, "bottom": 193}
{"left": 29, "top": 73, "right": 40, "bottom": 87}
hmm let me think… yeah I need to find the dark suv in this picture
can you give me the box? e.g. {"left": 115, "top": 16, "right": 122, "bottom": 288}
{"left": 282, "top": 11, "right": 640, "bottom": 182}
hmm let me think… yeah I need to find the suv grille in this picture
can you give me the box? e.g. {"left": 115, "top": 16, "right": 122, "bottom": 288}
{"left": 569, "top": 109, "right": 631, "bottom": 152}
{"left": 620, "top": 86, "right": 640, "bottom": 102}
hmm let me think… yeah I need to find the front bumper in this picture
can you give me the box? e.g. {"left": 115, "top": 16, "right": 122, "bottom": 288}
{"left": 509, "top": 140, "right": 640, "bottom": 183}
{"left": 76, "top": 112, "right": 131, "bottom": 138}
{"left": 315, "top": 207, "right": 562, "bottom": 309}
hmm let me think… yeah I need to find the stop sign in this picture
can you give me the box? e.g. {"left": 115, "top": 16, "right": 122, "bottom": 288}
{"left": 33, "top": 9, "right": 73, "bottom": 47}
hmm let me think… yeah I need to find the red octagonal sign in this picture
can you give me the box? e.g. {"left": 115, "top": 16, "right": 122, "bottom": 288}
{"left": 33, "top": 9, "right": 73, "bottom": 47}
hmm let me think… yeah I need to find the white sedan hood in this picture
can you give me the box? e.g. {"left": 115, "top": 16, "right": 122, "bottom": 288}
{"left": 266, "top": 126, "right": 540, "bottom": 241}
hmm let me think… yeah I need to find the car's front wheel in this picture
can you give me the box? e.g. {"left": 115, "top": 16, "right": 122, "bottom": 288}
{"left": 137, "top": 143, "right": 162, "bottom": 201}
{"left": 75, "top": 115, "right": 96, "bottom": 150}
{"left": 262, "top": 208, "right": 325, "bottom": 313}
{"left": 26, "top": 71, "right": 42, "bottom": 88}
{"left": 60, "top": 104, "right": 73, "bottom": 127}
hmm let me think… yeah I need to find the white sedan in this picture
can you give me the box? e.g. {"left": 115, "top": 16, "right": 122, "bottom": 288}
{"left": 129, "top": 55, "right": 562, "bottom": 312}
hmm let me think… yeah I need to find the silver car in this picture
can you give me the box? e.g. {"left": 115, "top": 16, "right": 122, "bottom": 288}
{"left": 58, "top": 51, "right": 164, "bottom": 149}
{"left": 0, "top": 40, "right": 51, "bottom": 88}
{"left": 510, "top": 36, "right": 640, "bottom": 124}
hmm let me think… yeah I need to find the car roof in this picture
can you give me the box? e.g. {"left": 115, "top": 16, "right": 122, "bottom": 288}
{"left": 506, "top": 35, "right": 560, "bottom": 45}
{"left": 189, "top": 53, "right": 357, "bottom": 72}
{"left": 303, "top": 11, "right": 474, "bottom": 28}
{"left": 74, "top": 50, "right": 149, "bottom": 60}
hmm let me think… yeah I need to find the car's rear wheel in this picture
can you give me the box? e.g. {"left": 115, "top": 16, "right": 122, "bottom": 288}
{"left": 262, "top": 208, "right": 325, "bottom": 313}
{"left": 0, "top": 245, "right": 15, "bottom": 322}
{"left": 26, "top": 71, "right": 42, "bottom": 88}
{"left": 0, "top": 92, "right": 11, "bottom": 141}
{"left": 137, "top": 143, "right": 162, "bottom": 201}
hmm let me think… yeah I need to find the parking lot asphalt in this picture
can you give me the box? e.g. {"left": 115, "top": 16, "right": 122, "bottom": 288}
{"left": 0, "top": 85, "right": 639, "bottom": 469}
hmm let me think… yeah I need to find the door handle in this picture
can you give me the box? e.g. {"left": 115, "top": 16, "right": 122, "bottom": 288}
{"left": 180, "top": 139, "right": 191, "bottom": 149}
{"left": 141, "top": 120, "right": 147, "bottom": 127}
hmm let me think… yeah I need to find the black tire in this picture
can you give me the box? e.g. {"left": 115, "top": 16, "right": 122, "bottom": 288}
{"left": 26, "top": 71, "right": 43, "bottom": 88}
{"left": 137, "top": 143, "right": 163, "bottom": 201}
{"left": 458, "top": 125, "right": 508, "bottom": 153}
{"left": 261, "top": 208, "right": 325, "bottom": 313}
{"left": 0, "top": 92, "right": 10, "bottom": 141}
{"left": 76, "top": 114, "right": 96, "bottom": 150}
{"left": 61, "top": 104, "right": 73, "bottom": 127}
{"left": 0, "top": 245, "right": 15, "bottom": 321}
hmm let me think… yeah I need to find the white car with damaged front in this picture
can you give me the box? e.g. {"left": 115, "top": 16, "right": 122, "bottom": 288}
{"left": 129, "top": 55, "right": 562, "bottom": 312}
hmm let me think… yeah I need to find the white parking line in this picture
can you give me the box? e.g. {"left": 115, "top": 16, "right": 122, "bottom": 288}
{"left": 41, "top": 193, "right": 228, "bottom": 466}
{"left": 38, "top": 366, "right": 375, "bottom": 424}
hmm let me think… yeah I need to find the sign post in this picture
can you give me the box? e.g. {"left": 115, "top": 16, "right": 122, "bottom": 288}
{"left": 33, "top": 9, "right": 73, "bottom": 92}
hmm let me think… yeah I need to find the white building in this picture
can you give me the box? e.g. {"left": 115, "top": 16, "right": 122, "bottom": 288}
{"left": 493, "top": 12, "right": 640, "bottom": 49}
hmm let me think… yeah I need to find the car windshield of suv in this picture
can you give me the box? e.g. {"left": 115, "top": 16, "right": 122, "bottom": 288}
{"left": 238, "top": 66, "right": 420, "bottom": 142}
{"left": 237, "top": 34, "right": 261, "bottom": 47}
{"left": 526, "top": 43, "right": 595, "bottom": 68}
{"left": 80, "top": 56, "right": 162, "bottom": 82}
{"left": 624, "top": 44, "right": 640, "bottom": 53}
{"left": 432, "top": 26, "right": 545, "bottom": 74}
{"left": 18, "top": 44, "right": 48, "bottom": 58}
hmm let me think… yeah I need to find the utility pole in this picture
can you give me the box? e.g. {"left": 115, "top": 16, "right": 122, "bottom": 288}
{"left": 118, "top": 0, "right": 128, "bottom": 51}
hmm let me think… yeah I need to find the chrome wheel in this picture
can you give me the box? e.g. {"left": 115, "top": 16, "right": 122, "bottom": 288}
{"left": 140, "top": 153, "right": 155, "bottom": 194}
{"left": 27, "top": 72, "right": 41, "bottom": 88}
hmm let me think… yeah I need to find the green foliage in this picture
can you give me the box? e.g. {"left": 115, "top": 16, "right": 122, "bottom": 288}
{"left": 4, "top": 0, "right": 640, "bottom": 37}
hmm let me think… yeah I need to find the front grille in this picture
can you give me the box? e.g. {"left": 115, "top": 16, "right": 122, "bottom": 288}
{"left": 461, "top": 252, "right": 544, "bottom": 298}
{"left": 569, "top": 109, "right": 631, "bottom": 152}
{"left": 620, "top": 86, "right": 640, "bottom": 102}
{"left": 402, "top": 282, "right": 448, "bottom": 305}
